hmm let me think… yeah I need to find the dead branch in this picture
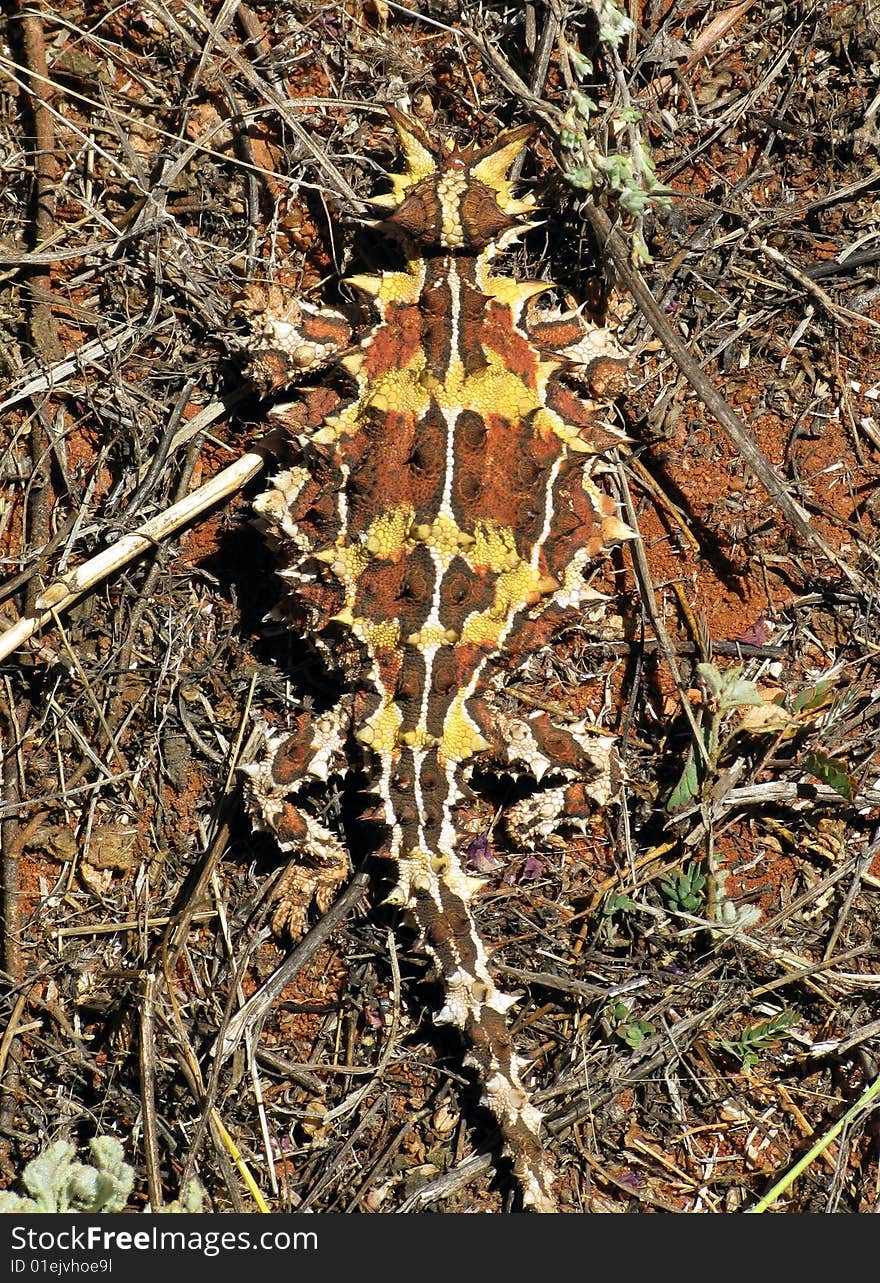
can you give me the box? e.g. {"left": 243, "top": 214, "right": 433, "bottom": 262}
{"left": 0, "top": 446, "right": 272, "bottom": 663}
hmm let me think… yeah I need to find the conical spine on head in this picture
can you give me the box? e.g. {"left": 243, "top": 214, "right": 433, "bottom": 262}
{"left": 370, "top": 108, "right": 538, "bottom": 251}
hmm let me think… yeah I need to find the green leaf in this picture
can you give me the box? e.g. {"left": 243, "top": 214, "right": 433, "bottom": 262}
{"left": 1, "top": 1137, "right": 135, "bottom": 1215}
{"left": 719, "top": 678, "right": 765, "bottom": 710}
{"left": 631, "top": 232, "right": 653, "bottom": 265}
{"left": 720, "top": 1010, "right": 798, "bottom": 1066}
{"left": 697, "top": 661, "right": 724, "bottom": 700}
{"left": 571, "top": 89, "right": 597, "bottom": 119}
{"left": 603, "top": 891, "right": 639, "bottom": 916}
{"left": 620, "top": 1020, "right": 655, "bottom": 1049}
{"left": 790, "top": 678, "right": 834, "bottom": 714}
{"left": 803, "top": 751, "right": 856, "bottom": 801}
{"left": 660, "top": 861, "right": 707, "bottom": 912}
{"left": 619, "top": 186, "right": 650, "bottom": 217}
{"left": 564, "top": 164, "right": 594, "bottom": 189}
{"left": 697, "top": 662, "right": 764, "bottom": 711}
{"left": 666, "top": 746, "right": 700, "bottom": 811}
{"left": 567, "top": 47, "right": 593, "bottom": 79}
{"left": 604, "top": 999, "right": 630, "bottom": 1025}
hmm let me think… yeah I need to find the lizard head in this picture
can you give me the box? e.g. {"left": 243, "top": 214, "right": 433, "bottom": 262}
{"left": 370, "top": 107, "right": 537, "bottom": 253}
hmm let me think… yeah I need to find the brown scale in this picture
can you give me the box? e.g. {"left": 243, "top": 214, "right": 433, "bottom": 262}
{"left": 353, "top": 547, "right": 435, "bottom": 637}
{"left": 288, "top": 580, "right": 345, "bottom": 634}
{"left": 392, "top": 651, "right": 428, "bottom": 733}
{"left": 416, "top": 277, "right": 455, "bottom": 372}
{"left": 544, "top": 380, "right": 624, "bottom": 446}
{"left": 269, "top": 716, "right": 323, "bottom": 785}
{"left": 438, "top": 559, "right": 495, "bottom": 633}
{"left": 359, "top": 305, "right": 425, "bottom": 379}
{"left": 481, "top": 297, "right": 543, "bottom": 379}
{"left": 452, "top": 413, "right": 560, "bottom": 540}
{"left": 349, "top": 406, "right": 447, "bottom": 524}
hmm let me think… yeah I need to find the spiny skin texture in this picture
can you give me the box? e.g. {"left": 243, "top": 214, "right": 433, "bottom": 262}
{"left": 242, "top": 110, "right": 632, "bottom": 1212}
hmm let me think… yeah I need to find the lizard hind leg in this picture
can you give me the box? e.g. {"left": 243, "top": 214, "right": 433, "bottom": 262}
{"left": 241, "top": 704, "right": 353, "bottom": 938}
{"left": 468, "top": 696, "right": 621, "bottom": 838}
{"left": 489, "top": 707, "right": 621, "bottom": 847}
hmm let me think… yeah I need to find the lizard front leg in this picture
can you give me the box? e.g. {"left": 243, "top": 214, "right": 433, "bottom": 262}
{"left": 241, "top": 703, "right": 353, "bottom": 937}
{"left": 237, "top": 285, "right": 354, "bottom": 394}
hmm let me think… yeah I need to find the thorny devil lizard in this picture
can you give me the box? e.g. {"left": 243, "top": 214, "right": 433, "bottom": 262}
{"left": 239, "top": 109, "right": 635, "bottom": 1212}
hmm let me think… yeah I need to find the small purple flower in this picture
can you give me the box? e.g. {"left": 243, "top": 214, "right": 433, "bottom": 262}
{"left": 735, "top": 614, "right": 770, "bottom": 647}
{"left": 519, "top": 854, "right": 544, "bottom": 881}
{"left": 363, "top": 1005, "right": 384, "bottom": 1030}
{"left": 465, "top": 832, "right": 499, "bottom": 872}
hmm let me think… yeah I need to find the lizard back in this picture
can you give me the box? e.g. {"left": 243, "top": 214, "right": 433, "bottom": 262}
{"left": 243, "top": 109, "right": 633, "bottom": 1210}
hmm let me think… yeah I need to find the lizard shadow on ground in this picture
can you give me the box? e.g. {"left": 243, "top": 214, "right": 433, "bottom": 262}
{"left": 626, "top": 439, "right": 749, "bottom": 599}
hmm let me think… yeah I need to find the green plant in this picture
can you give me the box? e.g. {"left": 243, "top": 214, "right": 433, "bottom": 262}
{"left": 719, "top": 1010, "right": 798, "bottom": 1068}
{"left": 660, "top": 860, "right": 707, "bottom": 913}
{"left": 666, "top": 662, "right": 768, "bottom": 813}
{"left": 590, "top": 0, "right": 635, "bottom": 47}
{"left": 0, "top": 1138, "right": 134, "bottom": 1214}
{"left": 668, "top": 663, "right": 855, "bottom": 808}
{"left": 600, "top": 888, "right": 640, "bottom": 943}
{"left": 152, "top": 1182, "right": 205, "bottom": 1214}
{"left": 602, "top": 889, "right": 639, "bottom": 917}
{"left": 560, "top": 2, "right": 671, "bottom": 261}
{"left": 604, "top": 998, "right": 656, "bottom": 1050}
{"left": 0, "top": 1137, "right": 205, "bottom": 1214}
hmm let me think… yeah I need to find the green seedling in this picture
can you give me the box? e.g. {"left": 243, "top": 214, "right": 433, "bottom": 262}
{"left": 604, "top": 998, "right": 657, "bottom": 1050}
{"left": 719, "top": 1010, "right": 798, "bottom": 1069}
{"left": 660, "top": 860, "right": 707, "bottom": 913}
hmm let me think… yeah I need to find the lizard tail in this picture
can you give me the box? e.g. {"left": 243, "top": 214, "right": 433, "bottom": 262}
{"left": 393, "top": 849, "right": 557, "bottom": 1212}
